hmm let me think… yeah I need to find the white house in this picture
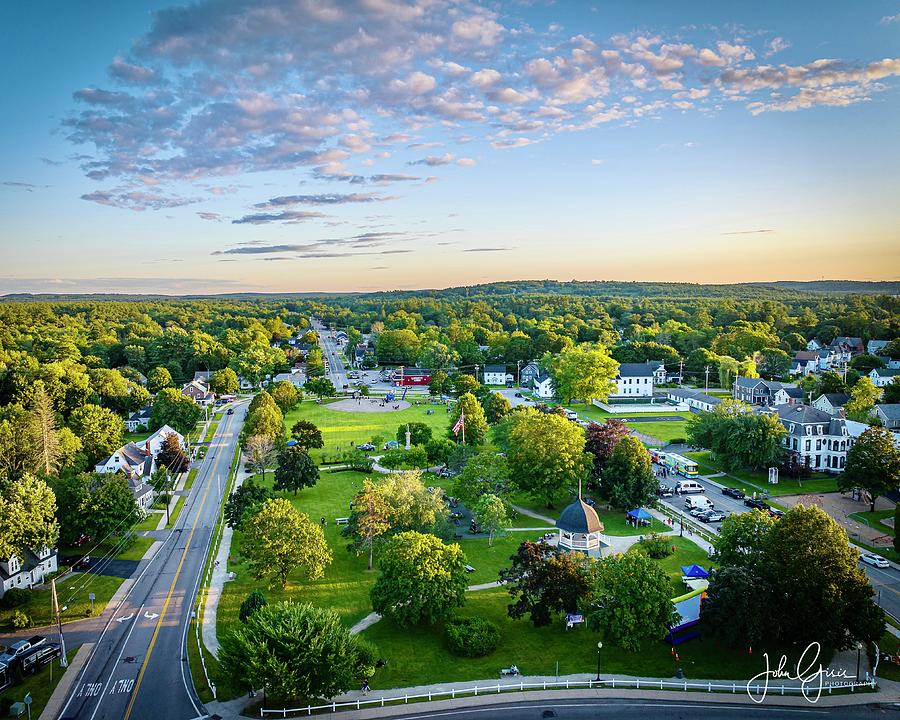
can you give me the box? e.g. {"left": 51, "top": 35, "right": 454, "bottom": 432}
{"left": 867, "top": 340, "right": 890, "bottom": 356}
{"left": 665, "top": 388, "right": 722, "bottom": 413}
{"left": 806, "top": 339, "right": 822, "bottom": 352}
{"left": 0, "top": 548, "right": 58, "bottom": 599}
{"left": 482, "top": 365, "right": 507, "bottom": 386}
{"left": 870, "top": 367, "right": 900, "bottom": 388}
{"left": 774, "top": 386, "right": 804, "bottom": 406}
{"left": 612, "top": 363, "right": 655, "bottom": 398}
{"left": 238, "top": 376, "right": 255, "bottom": 391}
{"left": 533, "top": 372, "right": 555, "bottom": 399}
{"left": 273, "top": 371, "right": 305, "bottom": 388}
{"left": 764, "top": 404, "right": 852, "bottom": 473}
{"left": 790, "top": 351, "right": 819, "bottom": 376}
{"left": 648, "top": 360, "right": 668, "bottom": 385}
{"left": 125, "top": 406, "right": 152, "bottom": 432}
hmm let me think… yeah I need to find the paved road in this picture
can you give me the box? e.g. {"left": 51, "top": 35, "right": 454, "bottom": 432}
{"left": 56, "top": 403, "right": 246, "bottom": 720}
{"left": 312, "top": 318, "right": 349, "bottom": 391}
{"left": 656, "top": 461, "right": 900, "bottom": 623}
{"left": 375, "top": 698, "right": 886, "bottom": 719}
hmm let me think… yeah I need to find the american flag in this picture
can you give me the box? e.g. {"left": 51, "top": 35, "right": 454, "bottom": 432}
{"left": 452, "top": 410, "right": 465, "bottom": 436}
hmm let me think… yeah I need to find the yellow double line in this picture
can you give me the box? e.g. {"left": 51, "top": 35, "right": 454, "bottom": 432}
{"left": 122, "top": 413, "right": 232, "bottom": 720}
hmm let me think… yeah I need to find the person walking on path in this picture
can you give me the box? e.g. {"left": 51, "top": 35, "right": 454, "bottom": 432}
{"left": 361, "top": 680, "right": 370, "bottom": 695}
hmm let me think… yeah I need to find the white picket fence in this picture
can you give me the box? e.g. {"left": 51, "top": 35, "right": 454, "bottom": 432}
{"left": 259, "top": 676, "right": 876, "bottom": 717}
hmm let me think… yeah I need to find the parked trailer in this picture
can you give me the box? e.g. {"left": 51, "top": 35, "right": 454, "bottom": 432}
{"left": 663, "top": 453, "right": 700, "bottom": 477}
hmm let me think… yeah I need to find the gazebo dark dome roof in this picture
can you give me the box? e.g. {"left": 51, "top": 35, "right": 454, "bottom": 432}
{"left": 556, "top": 499, "right": 604, "bottom": 534}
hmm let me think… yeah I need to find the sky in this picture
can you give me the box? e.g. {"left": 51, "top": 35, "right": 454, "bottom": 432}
{"left": 1, "top": 0, "right": 899, "bottom": 295}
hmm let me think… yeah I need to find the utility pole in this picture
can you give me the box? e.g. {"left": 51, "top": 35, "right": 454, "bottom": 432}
{"left": 678, "top": 359, "right": 684, "bottom": 386}
{"left": 51, "top": 579, "right": 68, "bottom": 668}
{"left": 164, "top": 471, "right": 171, "bottom": 526}
{"left": 474, "top": 364, "right": 479, "bottom": 384}
{"left": 517, "top": 360, "right": 522, "bottom": 387}
{"left": 704, "top": 366, "right": 710, "bottom": 392}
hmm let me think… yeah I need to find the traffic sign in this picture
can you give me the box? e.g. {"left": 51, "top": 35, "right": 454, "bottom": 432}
{"left": 23, "top": 693, "right": 32, "bottom": 705}
{"left": 88, "top": 592, "right": 95, "bottom": 601}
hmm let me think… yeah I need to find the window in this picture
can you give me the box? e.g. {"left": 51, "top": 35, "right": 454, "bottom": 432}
{"left": 805, "top": 440, "right": 811, "bottom": 452}
{"left": 816, "top": 440, "right": 821, "bottom": 451}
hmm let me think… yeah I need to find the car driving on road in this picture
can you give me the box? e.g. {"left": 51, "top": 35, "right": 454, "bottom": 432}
{"left": 698, "top": 510, "right": 727, "bottom": 523}
{"left": 721, "top": 486, "right": 745, "bottom": 499}
{"left": 860, "top": 553, "right": 890, "bottom": 569}
{"left": 744, "top": 497, "right": 770, "bottom": 512}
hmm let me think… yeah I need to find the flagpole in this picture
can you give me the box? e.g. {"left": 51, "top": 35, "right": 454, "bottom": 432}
{"left": 461, "top": 409, "right": 465, "bottom": 445}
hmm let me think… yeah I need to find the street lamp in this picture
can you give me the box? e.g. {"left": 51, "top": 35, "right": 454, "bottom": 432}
{"left": 595, "top": 641, "right": 603, "bottom": 682}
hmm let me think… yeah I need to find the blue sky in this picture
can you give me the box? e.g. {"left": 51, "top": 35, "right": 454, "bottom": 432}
{"left": 1, "top": 1, "right": 898, "bottom": 294}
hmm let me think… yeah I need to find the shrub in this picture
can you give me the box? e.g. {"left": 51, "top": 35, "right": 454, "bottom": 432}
{"left": 379, "top": 447, "right": 428, "bottom": 469}
{"left": 11, "top": 610, "right": 30, "bottom": 629}
{"left": 0, "top": 587, "right": 30, "bottom": 609}
{"left": 444, "top": 617, "right": 500, "bottom": 657}
{"left": 239, "top": 589, "right": 268, "bottom": 623}
{"left": 638, "top": 533, "right": 674, "bottom": 559}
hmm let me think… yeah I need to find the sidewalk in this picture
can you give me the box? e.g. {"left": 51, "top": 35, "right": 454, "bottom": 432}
{"left": 38, "top": 642, "right": 94, "bottom": 720}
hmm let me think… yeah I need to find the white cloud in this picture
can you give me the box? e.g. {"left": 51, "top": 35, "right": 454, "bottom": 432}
{"left": 471, "top": 68, "right": 502, "bottom": 88}
{"left": 456, "top": 157, "right": 476, "bottom": 166}
{"left": 590, "top": 158, "right": 603, "bottom": 165}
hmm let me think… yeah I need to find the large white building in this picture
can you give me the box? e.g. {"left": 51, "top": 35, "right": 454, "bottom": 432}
{"left": 764, "top": 404, "right": 852, "bottom": 473}
{"left": 612, "top": 363, "right": 656, "bottom": 398}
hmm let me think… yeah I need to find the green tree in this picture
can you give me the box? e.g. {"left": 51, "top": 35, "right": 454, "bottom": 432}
{"left": 424, "top": 437, "right": 455, "bottom": 466}
{"left": 815, "top": 370, "right": 848, "bottom": 396}
{"left": 270, "top": 380, "right": 301, "bottom": 414}
{"left": 499, "top": 540, "right": 593, "bottom": 627}
{"left": 244, "top": 435, "right": 277, "bottom": 484}
{"left": 547, "top": 344, "right": 618, "bottom": 404}
{"left": 210, "top": 367, "right": 239, "bottom": 395}
{"left": 370, "top": 531, "right": 467, "bottom": 627}
{"left": 588, "top": 551, "right": 676, "bottom": 652}
{"left": 764, "top": 505, "right": 883, "bottom": 647}
{"left": 448, "top": 392, "right": 488, "bottom": 445}
{"left": 0, "top": 407, "right": 40, "bottom": 482}
{"left": 150, "top": 466, "right": 176, "bottom": 525}
{"left": 883, "top": 376, "right": 900, "bottom": 404}
{"left": 241, "top": 402, "right": 285, "bottom": 445}
{"left": 68, "top": 404, "right": 124, "bottom": 464}
{"left": 274, "top": 446, "right": 319, "bottom": 496}
{"left": 242, "top": 499, "right": 332, "bottom": 588}
{"left": 507, "top": 411, "right": 588, "bottom": 507}
{"left": 840, "top": 427, "right": 900, "bottom": 512}
{"left": 701, "top": 566, "right": 773, "bottom": 647}
{"left": 472, "top": 493, "right": 508, "bottom": 546}
{"left": 454, "top": 373, "right": 480, "bottom": 396}
{"left": 150, "top": 387, "right": 202, "bottom": 435}
{"left": 147, "top": 366, "right": 173, "bottom": 394}
{"left": 428, "top": 370, "right": 452, "bottom": 396}
{"left": 239, "top": 589, "right": 268, "bottom": 623}
{"left": 396, "top": 422, "right": 432, "bottom": 447}
{"left": 348, "top": 478, "right": 392, "bottom": 570}
{"left": 31, "top": 382, "right": 60, "bottom": 475}
{"left": 290, "top": 420, "right": 324, "bottom": 451}
{"left": 304, "top": 377, "right": 336, "bottom": 399}
{"left": 602, "top": 436, "right": 656, "bottom": 509}
{"left": 0, "top": 475, "right": 59, "bottom": 560}
{"left": 716, "top": 510, "right": 775, "bottom": 569}
{"left": 850, "top": 354, "right": 885, "bottom": 374}
{"left": 224, "top": 479, "right": 271, "bottom": 529}
{"left": 482, "top": 392, "right": 512, "bottom": 424}
{"left": 219, "top": 601, "right": 375, "bottom": 701}
{"left": 843, "top": 376, "right": 880, "bottom": 420}
{"left": 375, "top": 329, "right": 421, "bottom": 364}
{"left": 451, "top": 450, "right": 511, "bottom": 505}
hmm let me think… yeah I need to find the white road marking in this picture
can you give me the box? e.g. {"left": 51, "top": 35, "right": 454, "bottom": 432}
{"left": 116, "top": 613, "right": 135, "bottom": 623}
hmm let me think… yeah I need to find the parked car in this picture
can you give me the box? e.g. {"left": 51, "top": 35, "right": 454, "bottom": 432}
{"left": 74, "top": 556, "right": 91, "bottom": 571}
{"left": 675, "top": 480, "right": 704, "bottom": 494}
{"left": 684, "top": 494, "right": 714, "bottom": 512}
{"left": 226, "top": 408, "right": 234, "bottom": 415}
{"left": 514, "top": 392, "right": 522, "bottom": 398}
{"left": 722, "top": 487, "right": 745, "bottom": 499}
{"left": 437, "top": 467, "right": 453, "bottom": 478}
{"left": 861, "top": 553, "right": 890, "bottom": 569}
{"left": 744, "top": 497, "right": 770, "bottom": 511}
{"left": 658, "top": 484, "right": 674, "bottom": 498}
{"left": 768, "top": 508, "right": 785, "bottom": 519}
{"left": 698, "top": 510, "right": 727, "bottom": 523}
{"left": 689, "top": 506, "right": 710, "bottom": 518}
{"left": 355, "top": 443, "right": 375, "bottom": 451}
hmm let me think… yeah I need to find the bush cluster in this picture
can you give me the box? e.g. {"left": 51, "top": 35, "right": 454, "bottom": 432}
{"left": 444, "top": 617, "right": 500, "bottom": 657}
{"left": 0, "top": 588, "right": 30, "bottom": 610}
{"left": 638, "top": 533, "right": 674, "bottom": 559}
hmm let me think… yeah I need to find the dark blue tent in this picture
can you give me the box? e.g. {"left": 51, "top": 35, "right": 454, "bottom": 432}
{"left": 285, "top": 439, "right": 298, "bottom": 447}
{"left": 627, "top": 508, "right": 653, "bottom": 521}
{"left": 680, "top": 564, "right": 710, "bottom": 579}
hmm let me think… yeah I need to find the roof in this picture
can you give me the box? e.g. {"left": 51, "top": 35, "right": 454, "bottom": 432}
{"left": 399, "top": 368, "right": 432, "bottom": 377}
{"left": 768, "top": 404, "right": 847, "bottom": 435}
{"left": 483, "top": 365, "right": 506, "bottom": 373}
{"left": 127, "top": 407, "right": 152, "bottom": 421}
{"left": 873, "top": 368, "right": 900, "bottom": 377}
{"left": 876, "top": 404, "right": 900, "bottom": 420}
{"left": 617, "top": 363, "right": 655, "bottom": 378}
{"left": 831, "top": 336, "right": 863, "bottom": 347}
{"left": 868, "top": 340, "right": 890, "bottom": 353}
{"left": 818, "top": 393, "right": 850, "bottom": 406}
{"left": 193, "top": 370, "right": 212, "bottom": 381}
{"left": 666, "top": 388, "right": 722, "bottom": 405}
{"left": 780, "top": 387, "right": 804, "bottom": 399}
{"left": 556, "top": 499, "right": 604, "bottom": 534}
{"left": 735, "top": 377, "right": 782, "bottom": 392}
{"left": 793, "top": 351, "right": 818, "bottom": 361}
{"left": 535, "top": 372, "right": 552, "bottom": 384}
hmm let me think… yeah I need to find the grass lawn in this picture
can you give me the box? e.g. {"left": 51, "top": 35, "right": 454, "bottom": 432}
{"left": 203, "top": 421, "right": 219, "bottom": 443}
{"left": 848, "top": 509, "right": 896, "bottom": 537}
{"left": 622, "top": 421, "right": 689, "bottom": 444}
{"left": 635, "top": 536, "right": 715, "bottom": 595}
{"left": 875, "top": 632, "right": 900, "bottom": 681}
{"left": 117, "top": 536, "right": 155, "bottom": 561}
{"left": 57, "top": 534, "right": 154, "bottom": 563}
{"left": 123, "top": 431, "right": 152, "bottom": 444}
{"left": 282, "top": 401, "right": 450, "bottom": 463}
{"left": 166, "top": 496, "right": 186, "bottom": 528}
{"left": 359, "top": 586, "right": 815, "bottom": 691}
{"left": 134, "top": 511, "right": 164, "bottom": 532}
{"left": 183, "top": 467, "right": 198, "bottom": 491}
{"left": 0, "top": 647, "right": 78, "bottom": 717}
{"left": 0, "top": 573, "right": 124, "bottom": 630}
{"left": 685, "top": 451, "right": 838, "bottom": 496}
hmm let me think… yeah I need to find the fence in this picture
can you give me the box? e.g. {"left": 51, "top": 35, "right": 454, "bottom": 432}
{"left": 653, "top": 501, "right": 719, "bottom": 547}
{"left": 259, "top": 676, "right": 877, "bottom": 717}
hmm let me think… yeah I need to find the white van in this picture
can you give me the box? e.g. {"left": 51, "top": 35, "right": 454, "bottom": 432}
{"left": 684, "top": 495, "right": 714, "bottom": 512}
{"left": 675, "top": 480, "right": 704, "bottom": 494}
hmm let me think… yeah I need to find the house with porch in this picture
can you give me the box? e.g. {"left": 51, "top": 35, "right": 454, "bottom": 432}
{"left": 519, "top": 361, "right": 541, "bottom": 387}
{"left": 873, "top": 404, "right": 900, "bottom": 431}
{"left": 733, "top": 377, "right": 789, "bottom": 406}
{"left": 774, "top": 386, "right": 804, "bottom": 405}
{"left": 125, "top": 406, "right": 152, "bottom": 432}
{"left": 870, "top": 367, "right": 900, "bottom": 388}
{"left": 0, "top": 548, "right": 58, "bottom": 599}
{"left": 790, "top": 351, "right": 819, "bottom": 376}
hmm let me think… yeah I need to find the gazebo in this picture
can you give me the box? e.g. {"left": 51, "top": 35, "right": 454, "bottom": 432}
{"left": 556, "top": 483, "right": 605, "bottom": 553}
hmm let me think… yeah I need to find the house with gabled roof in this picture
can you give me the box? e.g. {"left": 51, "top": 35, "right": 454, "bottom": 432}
{"left": 774, "top": 386, "right": 804, "bottom": 405}
{"left": 868, "top": 340, "right": 890, "bottom": 356}
{"left": 533, "top": 372, "right": 555, "bottom": 399}
{"left": 733, "top": 377, "right": 789, "bottom": 406}
{"left": 790, "top": 351, "right": 819, "bottom": 376}
{"left": 870, "top": 367, "right": 900, "bottom": 388}
{"left": 182, "top": 378, "right": 215, "bottom": 405}
{"left": 763, "top": 404, "right": 852, "bottom": 473}
{"left": 812, "top": 393, "right": 850, "bottom": 417}
{"left": 125, "top": 406, "right": 153, "bottom": 432}
{"left": 0, "top": 547, "right": 57, "bottom": 599}
{"left": 483, "top": 364, "right": 508, "bottom": 386}
{"left": 612, "top": 363, "right": 655, "bottom": 398}
{"left": 873, "top": 404, "right": 900, "bottom": 431}
{"left": 519, "top": 361, "right": 541, "bottom": 387}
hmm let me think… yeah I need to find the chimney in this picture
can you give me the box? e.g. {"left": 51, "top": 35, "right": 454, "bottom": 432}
{"left": 145, "top": 440, "right": 151, "bottom": 456}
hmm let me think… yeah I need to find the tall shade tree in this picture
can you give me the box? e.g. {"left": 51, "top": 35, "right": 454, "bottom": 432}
{"left": 274, "top": 446, "right": 319, "bottom": 496}
{"left": 0, "top": 474, "right": 59, "bottom": 560}
{"left": 602, "top": 436, "right": 657, "bottom": 509}
{"left": 219, "top": 601, "right": 375, "bottom": 701}
{"left": 0, "top": 408, "right": 40, "bottom": 482}
{"left": 716, "top": 510, "right": 775, "bottom": 569}
{"left": 507, "top": 411, "right": 588, "bottom": 508}
{"left": 701, "top": 566, "right": 774, "bottom": 647}
{"left": 241, "top": 402, "right": 285, "bottom": 446}
{"left": 150, "top": 387, "right": 203, "bottom": 435}
{"left": 349, "top": 478, "right": 392, "bottom": 571}
{"left": 482, "top": 392, "right": 512, "bottom": 424}
{"left": 289, "top": 420, "right": 324, "bottom": 451}
{"left": 472, "top": 493, "right": 508, "bottom": 546}
{"left": 210, "top": 367, "right": 239, "bottom": 395}
{"left": 584, "top": 419, "right": 630, "bottom": 481}
{"left": 843, "top": 377, "right": 881, "bottom": 420}
{"left": 547, "top": 344, "right": 618, "bottom": 405}
{"left": 395, "top": 422, "right": 432, "bottom": 447}
{"left": 244, "top": 435, "right": 277, "bottom": 484}
{"left": 224, "top": 479, "right": 271, "bottom": 529}
{"left": 840, "top": 427, "right": 900, "bottom": 513}
{"left": 447, "top": 392, "right": 488, "bottom": 446}
{"left": 242, "top": 499, "right": 332, "bottom": 589}
{"left": 451, "top": 450, "right": 511, "bottom": 506}
{"left": 304, "top": 377, "right": 336, "bottom": 399}
{"left": 156, "top": 433, "right": 190, "bottom": 473}
{"left": 31, "top": 382, "right": 60, "bottom": 475}
{"left": 147, "top": 366, "right": 173, "bottom": 393}
{"left": 370, "top": 531, "right": 467, "bottom": 627}
{"left": 883, "top": 376, "right": 900, "bottom": 404}
{"left": 68, "top": 404, "right": 124, "bottom": 465}
{"left": 270, "top": 380, "right": 301, "bottom": 414}
{"left": 499, "top": 540, "right": 593, "bottom": 627}
{"left": 587, "top": 551, "right": 676, "bottom": 652}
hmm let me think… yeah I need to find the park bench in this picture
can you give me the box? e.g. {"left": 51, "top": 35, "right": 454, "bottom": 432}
{"left": 335, "top": 517, "right": 349, "bottom": 525}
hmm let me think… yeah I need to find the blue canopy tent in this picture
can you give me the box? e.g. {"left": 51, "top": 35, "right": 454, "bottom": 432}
{"left": 285, "top": 439, "right": 298, "bottom": 447}
{"left": 626, "top": 509, "right": 652, "bottom": 521}
{"left": 680, "top": 564, "right": 710, "bottom": 579}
